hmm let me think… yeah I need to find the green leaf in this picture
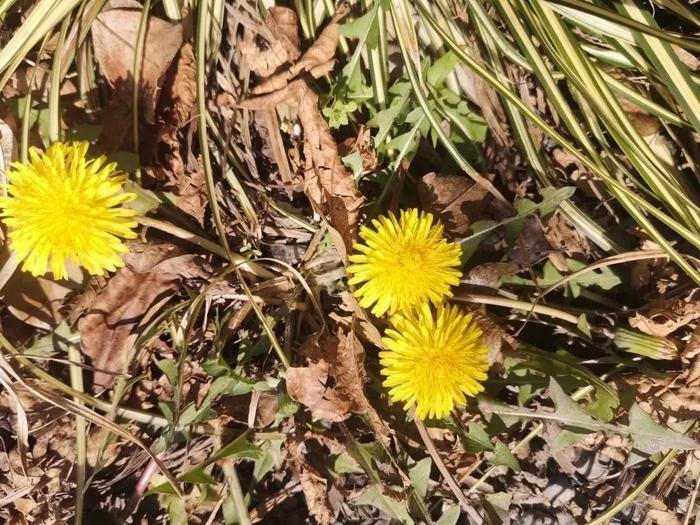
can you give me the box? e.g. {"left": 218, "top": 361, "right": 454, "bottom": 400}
{"left": 340, "top": 4, "right": 380, "bottom": 48}
{"left": 155, "top": 359, "right": 178, "bottom": 386}
{"left": 549, "top": 377, "right": 597, "bottom": 430}
{"left": 355, "top": 484, "right": 414, "bottom": 524}
{"left": 461, "top": 422, "right": 493, "bottom": 453}
{"left": 27, "top": 322, "right": 79, "bottom": 356}
{"left": 483, "top": 492, "right": 512, "bottom": 523}
{"left": 427, "top": 52, "right": 459, "bottom": 88}
{"left": 577, "top": 314, "right": 592, "bottom": 337}
{"left": 385, "top": 129, "right": 418, "bottom": 155}
{"left": 109, "top": 151, "right": 140, "bottom": 173}
{"left": 627, "top": 404, "right": 699, "bottom": 459}
{"left": 123, "top": 182, "right": 165, "bottom": 215}
{"left": 517, "top": 347, "right": 619, "bottom": 421}
{"left": 332, "top": 451, "right": 363, "bottom": 475}
{"left": 408, "top": 458, "right": 432, "bottom": 500}
{"left": 492, "top": 441, "right": 521, "bottom": 472}
{"left": 436, "top": 505, "right": 461, "bottom": 525}
{"left": 550, "top": 429, "right": 588, "bottom": 453}
{"left": 253, "top": 439, "right": 283, "bottom": 482}
{"left": 342, "top": 151, "right": 363, "bottom": 178}
{"left": 167, "top": 497, "right": 188, "bottom": 525}
{"left": 502, "top": 259, "right": 621, "bottom": 298}
{"left": 460, "top": 220, "right": 497, "bottom": 264}
{"left": 159, "top": 401, "right": 175, "bottom": 425}
{"left": 369, "top": 96, "right": 407, "bottom": 147}
{"left": 64, "top": 124, "right": 102, "bottom": 141}
{"left": 180, "top": 467, "right": 216, "bottom": 485}
{"left": 459, "top": 186, "right": 575, "bottom": 263}
{"left": 208, "top": 433, "right": 263, "bottom": 464}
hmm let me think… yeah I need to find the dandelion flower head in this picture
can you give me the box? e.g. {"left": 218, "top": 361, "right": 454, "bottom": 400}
{"left": 0, "top": 141, "right": 138, "bottom": 280}
{"left": 347, "top": 209, "right": 462, "bottom": 316}
{"left": 381, "top": 302, "right": 489, "bottom": 420}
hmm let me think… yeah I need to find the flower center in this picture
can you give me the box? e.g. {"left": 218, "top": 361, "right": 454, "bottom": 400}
{"left": 396, "top": 242, "right": 430, "bottom": 273}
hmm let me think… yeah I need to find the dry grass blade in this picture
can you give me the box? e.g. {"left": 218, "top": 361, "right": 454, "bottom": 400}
{"left": 0, "top": 340, "right": 184, "bottom": 496}
{"left": 0, "top": 365, "right": 29, "bottom": 475}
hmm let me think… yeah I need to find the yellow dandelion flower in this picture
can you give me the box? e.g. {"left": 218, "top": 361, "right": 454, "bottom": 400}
{"left": 381, "top": 302, "right": 489, "bottom": 420}
{"left": 347, "top": 209, "right": 462, "bottom": 316}
{"left": 0, "top": 141, "right": 138, "bottom": 280}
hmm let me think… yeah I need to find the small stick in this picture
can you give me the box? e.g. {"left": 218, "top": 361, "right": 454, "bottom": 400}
{"left": 414, "top": 417, "right": 484, "bottom": 524}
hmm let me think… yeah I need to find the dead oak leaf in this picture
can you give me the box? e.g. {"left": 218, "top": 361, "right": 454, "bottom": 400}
{"left": 417, "top": 172, "right": 488, "bottom": 236}
{"left": 240, "top": 7, "right": 301, "bottom": 78}
{"left": 78, "top": 252, "right": 203, "bottom": 390}
{"left": 286, "top": 327, "right": 368, "bottom": 422}
{"left": 91, "top": 6, "right": 183, "bottom": 123}
{"left": 287, "top": 437, "right": 335, "bottom": 525}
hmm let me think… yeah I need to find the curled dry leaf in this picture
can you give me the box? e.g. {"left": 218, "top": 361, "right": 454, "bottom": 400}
{"left": 462, "top": 304, "right": 515, "bottom": 369}
{"left": 176, "top": 160, "right": 208, "bottom": 225}
{"left": 629, "top": 291, "right": 700, "bottom": 337}
{"left": 91, "top": 4, "right": 184, "bottom": 124}
{"left": 417, "top": 172, "right": 488, "bottom": 236}
{"left": 463, "top": 262, "right": 518, "bottom": 289}
{"left": 287, "top": 436, "right": 335, "bottom": 525}
{"left": 251, "top": 4, "right": 350, "bottom": 96}
{"left": 286, "top": 327, "right": 368, "bottom": 422}
{"left": 240, "top": 81, "right": 364, "bottom": 253}
{"left": 639, "top": 324, "right": 700, "bottom": 419}
{"left": 337, "top": 291, "right": 383, "bottom": 348}
{"left": 510, "top": 216, "right": 564, "bottom": 271}
{"left": 545, "top": 211, "right": 592, "bottom": 259}
{"left": 240, "top": 7, "right": 301, "bottom": 78}
{"left": 155, "top": 43, "right": 197, "bottom": 179}
{"left": 239, "top": 6, "right": 363, "bottom": 253}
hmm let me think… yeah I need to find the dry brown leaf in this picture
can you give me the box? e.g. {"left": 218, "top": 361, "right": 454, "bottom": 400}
{"left": 240, "top": 7, "right": 301, "bottom": 78}
{"left": 155, "top": 43, "right": 196, "bottom": 179}
{"left": 241, "top": 79, "right": 364, "bottom": 253}
{"left": 78, "top": 249, "right": 204, "bottom": 390}
{"left": 176, "top": 162, "right": 207, "bottom": 225}
{"left": 238, "top": 6, "right": 363, "bottom": 253}
{"left": 417, "top": 172, "right": 488, "bottom": 236}
{"left": 545, "top": 211, "right": 592, "bottom": 258}
{"left": 337, "top": 291, "right": 383, "bottom": 348}
{"left": 650, "top": 324, "right": 700, "bottom": 418}
{"left": 338, "top": 125, "right": 378, "bottom": 175}
{"left": 91, "top": 6, "right": 183, "bottom": 123}
{"left": 3, "top": 262, "right": 86, "bottom": 331}
{"left": 79, "top": 266, "right": 179, "bottom": 389}
{"left": 510, "top": 216, "right": 563, "bottom": 270}
{"left": 463, "top": 262, "right": 517, "bottom": 289}
{"left": 630, "top": 292, "right": 700, "bottom": 337}
{"left": 267, "top": 7, "right": 302, "bottom": 60}
{"left": 251, "top": 4, "right": 349, "bottom": 95}
{"left": 286, "top": 327, "right": 368, "bottom": 422}
{"left": 462, "top": 304, "right": 515, "bottom": 369}
{"left": 287, "top": 437, "right": 334, "bottom": 525}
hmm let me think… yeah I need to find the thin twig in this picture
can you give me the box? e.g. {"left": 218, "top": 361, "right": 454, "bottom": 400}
{"left": 414, "top": 417, "right": 484, "bottom": 524}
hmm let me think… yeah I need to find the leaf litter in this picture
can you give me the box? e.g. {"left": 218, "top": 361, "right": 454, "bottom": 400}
{"left": 1, "top": 0, "right": 700, "bottom": 523}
